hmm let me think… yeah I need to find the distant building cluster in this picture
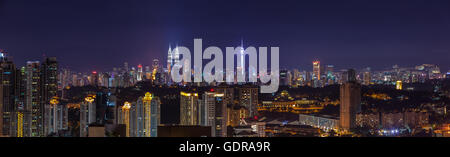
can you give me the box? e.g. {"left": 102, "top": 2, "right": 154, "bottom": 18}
{"left": 280, "top": 61, "right": 446, "bottom": 88}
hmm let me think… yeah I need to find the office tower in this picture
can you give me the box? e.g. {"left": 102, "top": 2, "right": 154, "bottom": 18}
{"left": 313, "top": 61, "right": 320, "bottom": 80}
{"left": 238, "top": 87, "right": 258, "bottom": 117}
{"left": 80, "top": 95, "right": 95, "bottom": 137}
{"left": 180, "top": 92, "right": 199, "bottom": 125}
{"left": 137, "top": 64, "right": 143, "bottom": 81}
{"left": 167, "top": 45, "right": 173, "bottom": 75}
{"left": 340, "top": 69, "right": 361, "bottom": 131}
{"left": 326, "top": 65, "right": 335, "bottom": 85}
{"left": 25, "top": 61, "right": 42, "bottom": 137}
{"left": 0, "top": 50, "right": 16, "bottom": 136}
{"left": 130, "top": 67, "right": 136, "bottom": 85}
{"left": 41, "top": 57, "right": 58, "bottom": 136}
{"left": 167, "top": 45, "right": 180, "bottom": 84}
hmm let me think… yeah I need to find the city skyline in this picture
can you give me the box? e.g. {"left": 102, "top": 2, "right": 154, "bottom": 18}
{"left": 1, "top": 0, "right": 449, "bottom": 72}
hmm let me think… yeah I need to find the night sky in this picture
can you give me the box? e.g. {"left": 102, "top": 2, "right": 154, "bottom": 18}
{"left": 0, "top": 0, "right": 449, "bottom": 72}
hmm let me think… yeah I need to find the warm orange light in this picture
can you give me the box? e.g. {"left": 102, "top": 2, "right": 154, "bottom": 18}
{"left": 123, "top": 102, "right": 131, "bottom": 110}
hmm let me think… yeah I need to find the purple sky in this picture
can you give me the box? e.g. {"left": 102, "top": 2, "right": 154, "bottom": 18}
{"left": 0, "top": 0, "right": 449, "bottom": 72}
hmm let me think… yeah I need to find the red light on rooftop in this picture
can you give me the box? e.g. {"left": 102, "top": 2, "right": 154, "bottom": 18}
{"left": 210, "top": 88, "right": 214, "bottom": 92}
{"left": 138, "top": 64, "right": 142, "bottom": 68}
{"left": 92, "top": 71, "right": 97, "bottom": 74}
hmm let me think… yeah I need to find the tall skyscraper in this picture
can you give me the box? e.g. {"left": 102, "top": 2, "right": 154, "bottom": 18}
{"left": 120, "top": 102, "right": 131, "bottom": 137}
{"left": 363, "top": 71, "right": 371, "bottom": 85}
{"left": 46, "top": 96, "right": 62, "bottom": 135}
{"left": 313, "top": 61, "right": 321, "bottom": 81}
{"left": 199, "top": 91, "right": 227, "bottom": 137}
{"left": 90, "top": 71, "right": 99, "bottom": 87}
{"left": 339, "top": 69, "right": 361, "bottom": 131}
{"left": 137, "top": 64, "right": 143, "bottom": 81}
{"left": 180, "top": 92, "right": 199, "bottom": 125}
{"left": 167, "top": 45, "right": 179, "bottom": 84}
{"left": 25, "top": 61, "right": 41, "bottom": 137}
{"left": 41, "top": 57, "right": 58, "bottom": 136}
{"left": 396, "top": 80, "right": 402, "bottom": 90}
{"left": 144, "top": 66, "right": 151, "bottom": 80}
{"left": 213, "top": 93, "right": 227, "bottom": 137}
{"left": 167, "top": 45, "right": 173, "bottom": 75}
{"left": 199, "top": 92, "right": 215, "bottom": 127}
{"left": 0, "top": 50, "right": 16, "bottom": 136}
{"left": 134, "top": 92, "right": 160, "bottom": 137}
{"left": 150, "top": 96, "right": 160, "bottom": 137}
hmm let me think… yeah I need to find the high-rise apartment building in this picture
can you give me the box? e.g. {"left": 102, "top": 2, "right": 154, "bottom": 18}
{"left": 340, "top": 69, "right": 361, "bottom": 131}
{"left": 180, "top": 92, "right": 199, "bottom": 125}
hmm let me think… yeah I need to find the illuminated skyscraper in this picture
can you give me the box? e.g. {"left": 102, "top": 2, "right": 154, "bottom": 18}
{"left": 325, "top": 65, "right": 335, "bottom": 85}
{"left": 339, "top": 69, "right": 361, "bottom": 131}
{"left": 167, "top": 45, "right": 180, "bottom": 84}
{"left": 137, "top": 64, "right": 143, "bottom": 81}
{"left": 180, "top": 92, "right": 199, "bottom": 125}
{"left": 134, "top": 92, "right": 160, "bottom": 137}
{"left": 167, "top": 45, "right": 173, "bottom": 74}
{"left": 199, "top": 91, "right": 227, "bottom": 137}
{"left": 396, "top": 80, "right": 402, "bottom": 90}
{"left": 152, "top": 59, "right": 159, "bottom": 82}
{"left": 313, "top": 61, "right": 320, "bottom": 80}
